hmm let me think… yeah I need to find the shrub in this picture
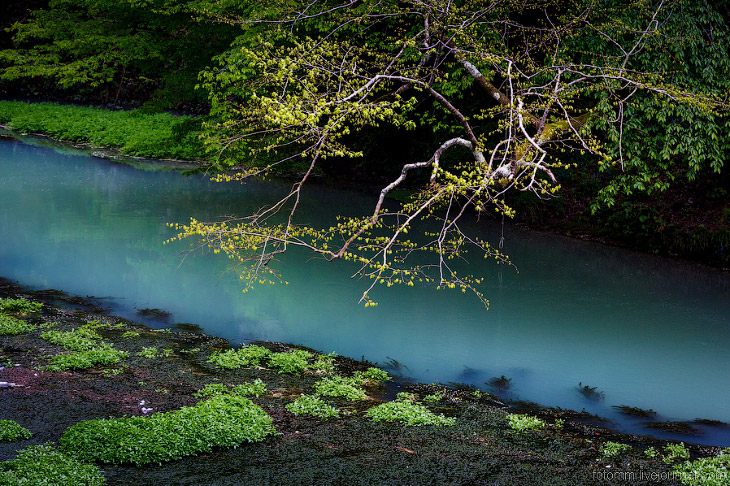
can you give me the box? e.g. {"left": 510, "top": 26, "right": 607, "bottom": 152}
{"left": 663, "top": 442, "right": 691, "bottom": 464}
{"left": 366, "top": 396, "right": 456, "bottom": 426}
{"left": 0, "top": 314, "right": 35, "bottom": 335}
{"left": 313, "top": 375, "right": 368, "bottom": 401}
{"left": 266, "top": 350, "right": 313, "bottom": 375}
{"left": 60, "top": 394, "right": 275, "bottom": 465}
{"left": 286, "top": 395, "right": 340, "bottom": 419}
{"left": 207, "top": 345, "right": 271, "bottom": 369}
{"left": 673, "top": 448, "right": 730, "bottom": 486}
{"left": 507, "top": 414, "right": 546, "bottom": 432}
{"left": 0, "top": 444, "right": 105, "bottom": 486}
{"left": 601, "top": 441, "right": 631, "bottom": 458}
{"left": 0, "top": 298, "right": 42, "bottom": 315}
{"left": 45, "top": 344, "right": 127, "bottom": 371}
{"left": 0, "top": 420, "right": 32, "bottom": 441}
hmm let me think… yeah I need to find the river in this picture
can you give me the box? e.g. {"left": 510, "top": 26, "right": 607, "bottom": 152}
{"left": 1, "top": 133, "right": 729, "bottom": 445}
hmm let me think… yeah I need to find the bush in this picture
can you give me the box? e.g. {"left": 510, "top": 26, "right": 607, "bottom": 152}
{"left": 286, "top": 395, "right": 340, "bottom": 419}
{"left": 60, "top": 394, "right": 275, "bottom": 465}
{"left": 313, "top": 375, "right": 368, "bottom": 401}
{"left": 44, "top": 344, "right": 127, "bottom": 371}
{"left": 507, "top": 414, "right": 546, "bottom": 432}
{"left": 0, "top": 298, "right": 42, "bottom": 315}
{"left": 0, "top": 444, "right": 105, "bottom": 486}
{"left": 266, "top": 350, "right": 313, "bottom": 375}
{"left": 0, "top": 420, "right": 32, "bottom": 441}
{"left": 0, "top": 314, "right": 35, "bottom": 335}
{"left": 207, "top": 345, "right": 271, "bottom": 369}
{"left": 600, "top": 441, "right": 631, "bottom": 458}
{"left": 365, "top": 396, "right": 455, "bottom": 426}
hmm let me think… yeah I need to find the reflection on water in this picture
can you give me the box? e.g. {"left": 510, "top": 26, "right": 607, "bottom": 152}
{"left": 1, "top": 137, "right": 729, "bottom": 445}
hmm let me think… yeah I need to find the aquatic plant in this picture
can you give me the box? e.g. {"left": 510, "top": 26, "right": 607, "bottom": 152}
{"left": 0, "top": 443, "right": 105, "bottom": 486}
{"left": 60, "top": 394, "right": 276, "bottom": 465}
{"left": 286, "top": 395, "right": 340, "bottom": 419}
{"left": 663, "top": 442, "right": 691, "bottom": 464}
{"left": 0, "top": 298, "right": 42, "bottom": 315}
{"left": 313, "top": 375, "right": 368, "bottom": 401}
{"left": 600, "top": 441, "right": 631, "bottom": 458}
{"left": 673, "top": 447, "right": 730, "bottom": 486}
{"left": 266, "top": 350, "right": 313, "bottom": 375}
{"left": 0, "top": 420, "right": 32, "bottom": 441}
{"left": 44, "top": 344, "right": 128, "bottom": 371}
{"left": 207, "top": 345, "right": 271, "bottom": 369}
{"left": 366, "top": 395, "right": 455, "bottom": 426}
{"left": 612, "top": 405, "right": 657, "bottom": 417}
{"left": 507, "top": 414, "right": 546, "bottom": 432}
{"left": 486, "top": 375, "right": 512, "bottom": 392}
{"left": 577, "top": 382, "right": 604, "bottom": 401}
{"left": 0, "top": 314, "right": 35, "bottom": 335}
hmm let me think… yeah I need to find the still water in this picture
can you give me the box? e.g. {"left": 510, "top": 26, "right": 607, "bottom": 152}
{"left": 1, "top": 135, "right": 729, "bottom": 445}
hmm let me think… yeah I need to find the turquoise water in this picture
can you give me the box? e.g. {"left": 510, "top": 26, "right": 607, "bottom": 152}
{"left": 1, "top": 136, "right": 729, "bottom": 445}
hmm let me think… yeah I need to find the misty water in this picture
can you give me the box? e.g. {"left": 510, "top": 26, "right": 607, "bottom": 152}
{"left": 1, "top": 134, "right": 729, "bottom": 445}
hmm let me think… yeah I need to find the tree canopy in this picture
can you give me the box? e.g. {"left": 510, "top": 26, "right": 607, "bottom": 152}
{"left": 2, "top": 0, "right": 729, "bottom": 305}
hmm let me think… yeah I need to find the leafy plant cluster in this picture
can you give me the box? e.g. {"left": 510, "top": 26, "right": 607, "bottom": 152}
{"left": 193, "top": 379, "right": 267, "bottom": 398}
{"left": 0, "top": 314, "right": 35, "bottom": 336}
{"left": 59, "top": 394, "right": 275, "bottom": 465}
{"left": 600, "top": 441, "right": 631, "bottom": 458}
{"left": 41, "top": 321, "right": 127, "bottom": 371}
{"left": 286, "top": 395, "right": 340, "bottom": 419}
{"left": 673, "top": 447, "right": 730, "bottom": 486}
{"left": 0, "top": 298, "right": 42, "bottom": 315}
{"left": 0, "top": 297, "right": 40, "bottom": 335}
{"left": 0, "top": 420, "right": 32, "bottom": 442}
{"left": 365, "top": 393, "right": 455, "bottom": 427}
{"left": 0, "top": 101, "right": 206, "bottom": 160}
{"left": 0, "top": 444, "right": 105, "bottom": 486}
{"left": 507, "top": 414, "right": 546, "bottom": 432}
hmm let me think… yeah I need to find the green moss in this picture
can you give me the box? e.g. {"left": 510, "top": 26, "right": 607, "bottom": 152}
{"left": 286, "top": 395, "right": 340, "bottom": 419}
{"left": 0, "top": 444, "right": 105, "bottom": 486}
{"left": 207, "top": 345, "right": 271, "bottom": 369}
{"left": 0, "top": 420, "right": 32, "bottom": 441}
{"left": 59, "top": 394, "right": 276, "bottom": 465}
{"left": 0, "top": 314, "right": 35, "bottom": 335}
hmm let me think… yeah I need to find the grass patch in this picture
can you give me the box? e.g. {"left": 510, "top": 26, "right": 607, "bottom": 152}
{"left": 207, "top": 345, "right": 271, "bottom": 369}
{"left": 0, "top": 444, "right": 105, "bottom": 486}
{"left": 267, "top": 350, "right": 313, "bottom": 375}
{"left": 44, "top": 344, "right": 127, "bottom": 371}
{"left": 59, "top": 394, "right": 275, "bottom": 465}
{"left": 0, "top": 314, "right": 35, "bottom": 335}
{"left": 286, "top": 395, "right": 340, "bottom": 419}
{"left": 0, "top": 101, "right": 206, "bottom": 161}
{"left": 0, "top": 298, "right": 42, "bottom": 315}
{"left": 313, "top": 375, "right": 368, "bottom": 401}
{"left": 0, "top": 420, "right": 32, "bottom": 442}
{"left": 365, "top": 395, "right": 455, "bottom": 426}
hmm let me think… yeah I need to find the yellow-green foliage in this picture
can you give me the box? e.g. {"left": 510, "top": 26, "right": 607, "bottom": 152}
{"left": 207, "top": 345, "right": 271, "bottom": 369}
{"left": 0, "top": 314, "right": 35, "bottom": 335}
{"left": 365, "top": 395, "right": 455, "bottom": 426}
{"left": 507, "top": 414, "right": 546, "bottom": 432}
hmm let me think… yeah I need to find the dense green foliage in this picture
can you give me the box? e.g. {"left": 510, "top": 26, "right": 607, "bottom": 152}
{"left": 673, "top": 448, "right": 730, "bottom": 486}
{"left": 59, "top": 394, "right": 275, "bottom": 465}
{"left": 0, "top": 420, "right": 32, "bottom": 442}
{"left": 286, "top": 395, "right": 340, "bottom": 419}
{"left": 0, "top": 314, "right": 35, "bottom": 335}
{"left": 0, "top": 444, "right": 105, "bottom": 486}
{"left": 507, "top": 414, "right": 546, "bottom": 432}
{"left": 44, "top": 344, "right": 128, "bottom": 371}
{"left": 312, "top": 375, "right": 368, "bottom": 402}
{"left": 267, "top": 350, "right": 313, "bottom": 375}
{"left": 366, "top": 394, "right": 456, "bottom": 426}
{"left": 0, "top": 101, "right": 206, "bottom": 160}
{"left": 0, "top": 298, "right": 42, "bottom": 315}
{"left": 207, "top": 345, "right": 271, "bottom": 369}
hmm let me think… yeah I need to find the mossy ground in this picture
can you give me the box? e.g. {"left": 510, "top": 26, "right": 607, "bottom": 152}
{"left": 0, "top": 278, "right": 721, "bottom": 485}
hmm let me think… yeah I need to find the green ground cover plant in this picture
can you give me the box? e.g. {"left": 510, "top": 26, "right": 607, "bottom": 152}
{"left": 59, "top": 394, "right": 275, "bottom": 465}
{"left": 365, "top": 394, "right": 456, "bottom": 426}
{"left": 207, "top": 345, "right": 271, "bottom": 369}
{"left": 41, "top": 328, "right": 101, "bottom": 351}
{"left": 507, "top": 414, "right": 546, "bottom": 432}
{"left": 44, "top": 344, "right": 127, "bottom": 371}
{"left": 0, "top": 101, "right": 206, "bottom": 161}
{"left": 600, "top": 441, "right": 632, "bottom": 458}
{"left": 313, "top": 375, "right": 368, "bottom": 401}
{"left": 663, "top": 442, "right": 691, "bottom": 464}
{"left": 356, "top": 367, "right": 390, "bottom": 383}
{"left": 0, "top": 444, "right": 105, "bottom": 486}
{"left": 286, "top": 395, "right": 340, "bottom": 419}
{"left": 137, "top": 347, "right": 159, "bottom": 358}
{"left": 231, "top": 379, "right": 267, "bottom": 397}
{"left": 0, "top": 298, "right": 42, "bottom": 315}
{"left": 266, "top": 350, "right": 313, "bottom": 374}
{"left": 673, "top": 448, "right": 730, "bottom": 486}
{"left": 0, "top": 420, "right": 32, "bottom": 442}
{"left": 0, "top": 315, "right": 35, "bottom": 335}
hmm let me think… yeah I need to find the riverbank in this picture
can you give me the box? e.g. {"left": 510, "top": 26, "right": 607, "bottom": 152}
{"left": 2, "top": 278, "right": 729, "bottom": 485}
